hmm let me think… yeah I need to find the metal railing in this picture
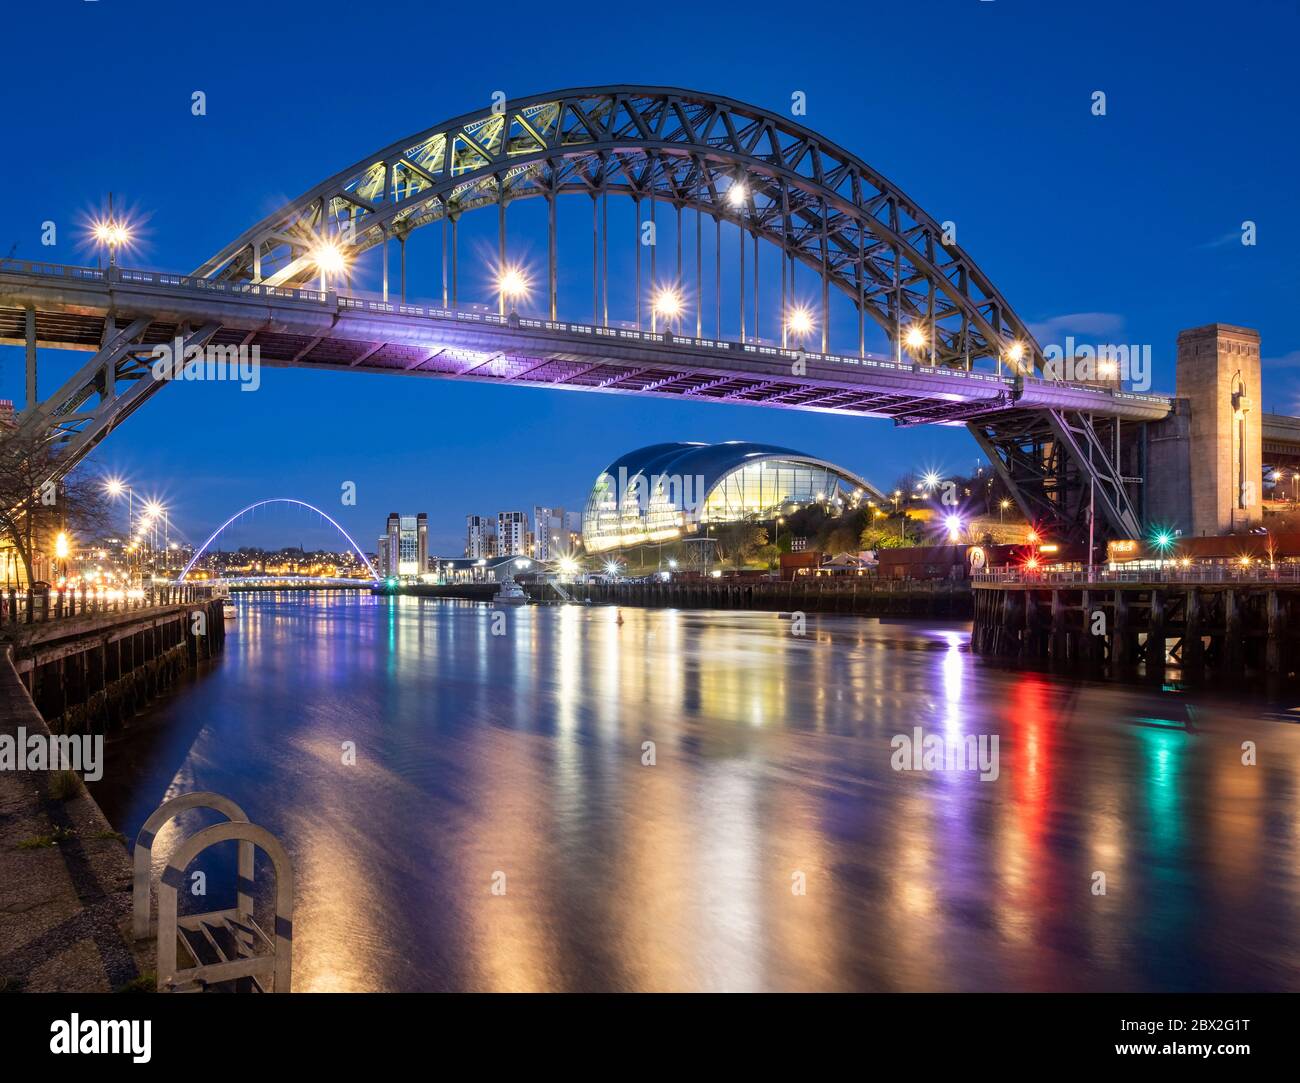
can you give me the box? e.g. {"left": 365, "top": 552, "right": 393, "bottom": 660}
{"left": 0, "top": 583, "right": 215, "bottom": 628}
{"left": 0, "top": 258, "right": 1173, "bottom": 409}
{"left": 973, "top": 564, "right": 1300, "bottom": 586}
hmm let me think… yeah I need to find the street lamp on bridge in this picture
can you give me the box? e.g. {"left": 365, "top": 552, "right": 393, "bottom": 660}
{"left": 497, "top": 264, "right": 529, "bottom": 319}
{"left": 903, "top": 322, "right": 940, "bottom": 367}
{"left": 652, "top": 286, "right": 683, "bottom": 334}
{"left": 785, "top": 306, "right": 814, "bottom": 348}
{"left": 89, "top": 194, "right": 133, "bottom": 269}
{"left": 310, "top": 241, "right": 347, "bottom": 292}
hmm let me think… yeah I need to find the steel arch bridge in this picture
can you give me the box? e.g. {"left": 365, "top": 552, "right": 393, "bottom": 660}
{"left": 177, "top": 498, "right": 379, "bottom": 582}
{"left": 199, "top": 85, "right": 1038, "bottom": 372}
{"left": 0, "top": 85, "right": 1170, "bottom": 541}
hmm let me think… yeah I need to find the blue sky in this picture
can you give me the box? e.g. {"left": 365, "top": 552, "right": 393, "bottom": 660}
{"left": 2, "top": 0, "right": 1296, "bottom": 555}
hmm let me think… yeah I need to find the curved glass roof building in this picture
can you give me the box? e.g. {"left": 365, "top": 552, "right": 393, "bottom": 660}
{"left": 581, "top": 441, "right": 885, "bottom": 554}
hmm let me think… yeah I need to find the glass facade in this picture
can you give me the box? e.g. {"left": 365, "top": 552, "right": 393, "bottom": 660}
{"left": 581, "top": 442, "right": 878, "bottom": 554}
{"left": 699, "top": 459, "right": 856, "bottom": 523}
{"left": 397, "top": 516, "right": 419, "bottom": 575}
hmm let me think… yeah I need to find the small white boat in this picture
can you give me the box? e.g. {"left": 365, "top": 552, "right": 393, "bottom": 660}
{"left": 222, "top": 599, "right": 237, "bottom": 620}
{"left": 491, "top": 579, "right": 529, "bottom": 606}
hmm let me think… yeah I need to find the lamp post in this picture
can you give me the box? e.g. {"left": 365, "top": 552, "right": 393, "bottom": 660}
{"left": 311, "top": 239, "right": 347, "bottom": 293}
{"left": 652, "top": 286, "right": 683, "bottom": 336}
{"left": 497, "top": 265, "right": 528, "bottom": 319}
{"left": 786, "top": 307, "right": 813, "bottom": 350}
{"left": 104, "top": 478, "right": 134, "bottom": 537}
{"left": 904, "top": 324, "right": 926, "bottom": 361}
{"left": 55, "top": 531, "right": 70, "bottom": 583}
{"left": 90, "top": 193, "right": 132, "bottom": 270}
{"left": 138, "top": 500, "right": 166, "bottom": 584}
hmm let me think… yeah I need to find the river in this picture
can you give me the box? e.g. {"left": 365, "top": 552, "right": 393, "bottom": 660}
{"left": 86, "top": 591, "right": 1300, "bottom": 992}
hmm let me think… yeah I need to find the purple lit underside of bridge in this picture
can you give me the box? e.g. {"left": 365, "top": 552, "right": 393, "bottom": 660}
{"left": 0, "top": 261, "right": 1173, "bottom": 426}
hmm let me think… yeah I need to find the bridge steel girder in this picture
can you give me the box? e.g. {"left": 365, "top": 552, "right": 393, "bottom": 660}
{"left": 968, "top": 409, "right": 1145, "bottom": 544}
{"left": 0, "top": 261, "right": 1171, "bottom": 488}
{"left": 195, "top": 85, "right": 1052, "bottom": 377}
{"left": 8, "top": 316, "right": 219, "bottom": 478}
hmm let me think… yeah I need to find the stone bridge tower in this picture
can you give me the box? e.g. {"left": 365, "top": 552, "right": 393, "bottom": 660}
{"left": 1174, "top": 323, "right": 1262, "bottom": 536}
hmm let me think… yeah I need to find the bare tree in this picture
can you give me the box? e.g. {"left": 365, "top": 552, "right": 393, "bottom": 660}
{"left": 0, "top": 430, "right": 111, "bottom": 586}
{"left": 711, "top": 522, "right": 768, "bottom": 569}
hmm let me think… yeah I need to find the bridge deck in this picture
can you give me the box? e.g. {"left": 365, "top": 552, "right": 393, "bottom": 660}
{"left": 0, "top": 261, "right": 1172, "bottom": 424}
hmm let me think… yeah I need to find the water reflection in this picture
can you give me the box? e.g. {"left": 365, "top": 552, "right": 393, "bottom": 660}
{"left": 87, "top": 592, "right": 1300, "bottom": 992}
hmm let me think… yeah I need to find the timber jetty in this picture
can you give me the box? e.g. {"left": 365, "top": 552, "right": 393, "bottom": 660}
{"left": 2, "top": 585, "right": 223, "bottom": 733}
{"left": 971, "top": 566, "right": 1300, "bottom": 680}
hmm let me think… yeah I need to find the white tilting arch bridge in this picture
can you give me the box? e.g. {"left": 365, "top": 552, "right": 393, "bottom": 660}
{"left": 176, "top": 498, "right": 379, "bottom": 582}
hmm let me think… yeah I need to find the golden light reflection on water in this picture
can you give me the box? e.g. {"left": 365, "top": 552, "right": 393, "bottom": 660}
{"left": 101, "top": 592, "right": 1300, "bottom": 992}
{"left": 463, "top": 731, "right": 558, "bottom": 992}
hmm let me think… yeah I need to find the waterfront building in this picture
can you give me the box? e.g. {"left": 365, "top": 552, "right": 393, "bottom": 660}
{"left": 465, "top": 515, "right": 496, "bottom": 559}
{"left": 497, "top": 511, "right": 530, "bottom": 557}
{"left": 581, "top": 441, "right": 883, "bottom": 554}
{"left": 437, "top": 554, "right": 535, "bottom": 584}
{"left": 564, "top": 510, "right": 583, "bottom": 551}
{"left": 380, "top": 512, "right": 429, "bottom": 577}
{"left": 532, "top": 506, "right": 567, "bottom": 561}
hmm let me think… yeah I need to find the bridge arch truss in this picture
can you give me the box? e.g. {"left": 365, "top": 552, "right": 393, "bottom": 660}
{"left": 199, "top": 85, "right": 1043, "bottom": 376}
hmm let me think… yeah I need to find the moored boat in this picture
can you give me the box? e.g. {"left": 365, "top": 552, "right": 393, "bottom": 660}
{"left": 491, "top": 579, "right": 529, "bottom": 606}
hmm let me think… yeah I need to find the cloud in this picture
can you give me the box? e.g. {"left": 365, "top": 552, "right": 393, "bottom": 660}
{"left": 1196, "top": 230, "right": 1244, "bottom": 251}
{"left": 1027, "top": 312, "right": 1127, "bottom": 343}
{"left": 1263, "top": 349, "right": 1300, "bottom": 370}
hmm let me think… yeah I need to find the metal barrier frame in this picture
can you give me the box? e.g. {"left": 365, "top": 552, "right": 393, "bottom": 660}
{"left": 156, "top": 821, "right": 293, "bottom": 993}
{"left": 132, "top": 791, "right": 252, "bottom": 941}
